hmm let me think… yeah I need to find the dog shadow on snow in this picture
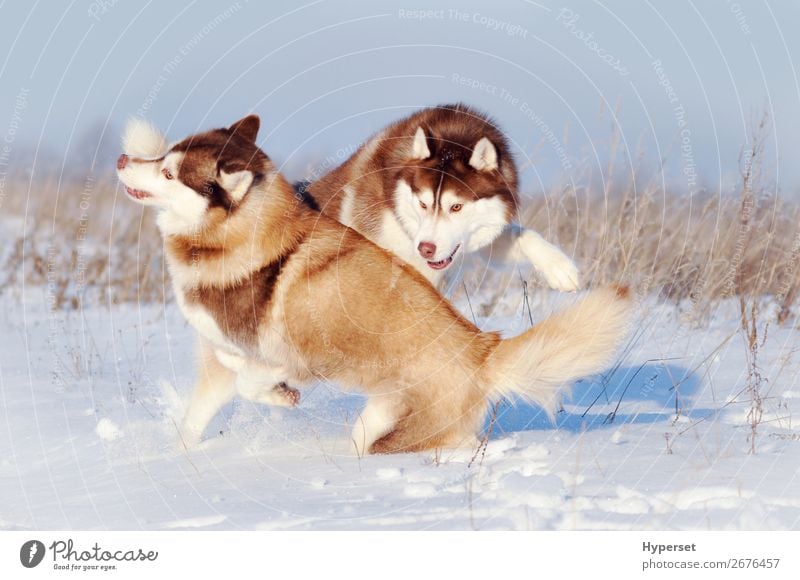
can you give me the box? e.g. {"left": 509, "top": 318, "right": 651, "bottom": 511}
{"left": 488, "top": 362, "right": 708, "bottom": 436}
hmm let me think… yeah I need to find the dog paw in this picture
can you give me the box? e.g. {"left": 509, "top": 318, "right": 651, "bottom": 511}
{"left": 276, "top": 382, "right": 301, "bottom": 407}
{"left": 537, "top": 253, "right": 581, "bottom": 292}
{"left": 257, "top": 382, "right": 300, "bottom": 407}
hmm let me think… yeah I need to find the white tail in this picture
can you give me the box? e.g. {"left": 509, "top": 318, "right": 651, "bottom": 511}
{"left": 122, "top": 118, "right": 168, "bottom": 158}
{"left": 484, "top": 286, "right": 632, "bottom": 419}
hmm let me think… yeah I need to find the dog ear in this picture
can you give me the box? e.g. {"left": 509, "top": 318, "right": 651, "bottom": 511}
{"left": 218, "top": 167, "right": 255, "bottom": 202}
{"left": 410, "top": 127, "right": 431, "bottom": 160}
{"left": 469, "top": 137, "right": 498, "bottom": 171}
{"left": 228, "top": 115, "right": 260, "bottom": 143}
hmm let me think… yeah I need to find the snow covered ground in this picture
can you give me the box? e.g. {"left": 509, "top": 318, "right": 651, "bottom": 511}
{"left": 1, "top": 284, "right": 799, "bottom": 531}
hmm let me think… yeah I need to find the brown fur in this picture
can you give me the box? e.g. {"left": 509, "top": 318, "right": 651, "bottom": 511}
{"left": 306, "top": 103, "right": 518, "bottom": 239}
{"left": 184, "top": 260, "right": 284, "bottom": 350}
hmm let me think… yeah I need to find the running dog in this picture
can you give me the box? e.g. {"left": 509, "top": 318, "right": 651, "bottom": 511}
{"left": 116, "top": 115, "right": 630, "bottom": 454}
{"left": 302, "top": 103, "right": 580, "bottom": 291}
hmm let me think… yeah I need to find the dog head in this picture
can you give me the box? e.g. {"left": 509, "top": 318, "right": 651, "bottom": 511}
{"left": 116, "top": 115, "right": 269, "bottom": 236}
{"left": 390, "top": 108, "right": 518, "bottom": 272}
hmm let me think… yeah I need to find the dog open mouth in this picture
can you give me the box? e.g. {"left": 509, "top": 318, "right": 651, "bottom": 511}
{"left": 125, "top": 186, "right": 152, "bottom": 200}
{"left": 426, "top": 244, "right": 461, "bottom": 270}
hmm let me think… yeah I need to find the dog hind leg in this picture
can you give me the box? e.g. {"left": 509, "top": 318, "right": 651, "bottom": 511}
{"left": 352, "top": 396, "right": 404, "bottom": 456}
{"left": 368, "top": 391, "right": 486, "bottom": 455}
{"left": 367, "top": 402, "right": 460, "bottom": 454}
{"left": 368, "top": 409, "right": 444, "bottom": 454}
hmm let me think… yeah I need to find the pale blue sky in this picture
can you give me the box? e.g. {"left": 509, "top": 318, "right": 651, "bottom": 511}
{"left": 1, "top": 0, "right": 798, "bottom": 195}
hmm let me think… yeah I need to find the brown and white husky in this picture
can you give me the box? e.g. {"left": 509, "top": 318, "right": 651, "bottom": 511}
{"left": 302, "top": 103, "right": 580, "bottom": 291}
{"left": 116, "top": 115, "right": 630, "bottom": 454}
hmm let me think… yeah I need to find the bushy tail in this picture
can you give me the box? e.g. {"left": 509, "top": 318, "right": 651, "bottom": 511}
{"left": 484, "top": 285, "right": 632, "bottom": 419}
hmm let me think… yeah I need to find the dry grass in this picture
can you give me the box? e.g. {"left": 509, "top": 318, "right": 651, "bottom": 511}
{"left": 1, "top": 170, "right": 164, "bottom": 308}
{"left": 739, "top": 294, "right": 766, "bottom": 453}
{"left": 516, "top": 126, "right": 800, "bottom": 325}
{"left": 2, "top": 129, "right": 799, "bottom": 326}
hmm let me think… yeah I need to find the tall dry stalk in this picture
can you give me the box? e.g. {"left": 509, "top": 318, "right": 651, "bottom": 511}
{"left": 739, "top": 295, "right": 765, "bottom": 454}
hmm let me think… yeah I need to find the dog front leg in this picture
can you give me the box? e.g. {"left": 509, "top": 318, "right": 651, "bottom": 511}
{"left": 180, "top": 339, "right": 237, "bottom": 448}
{"left": 479, "top": 223, "right": 580, "bottom": 291}
{"left": 215, "top": 351, "right": 300, "bottom": 408}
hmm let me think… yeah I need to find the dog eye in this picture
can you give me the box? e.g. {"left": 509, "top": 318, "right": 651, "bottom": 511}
{"left": 162, "top": 168, "right": 174, "bottom": 180}
{"left": 450, "top": 203, "right": 463, "bottom": 213}
{"left": 419, "top": 200, "right": 427, "bottom": 210}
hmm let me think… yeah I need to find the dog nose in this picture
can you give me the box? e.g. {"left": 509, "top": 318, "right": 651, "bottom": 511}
{"left": 117, "top": 154, "right": 128, "bottom": 170}
{"left": 418, "top": 241, "right": 437, "bottom": 259}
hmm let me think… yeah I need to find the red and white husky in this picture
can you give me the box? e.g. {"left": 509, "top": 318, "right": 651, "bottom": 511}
{"left": 116, "top": 116, "right": 629, "bottom": 453}
{"left": 303, "top": 104, "right": 580, "bottom": 291}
